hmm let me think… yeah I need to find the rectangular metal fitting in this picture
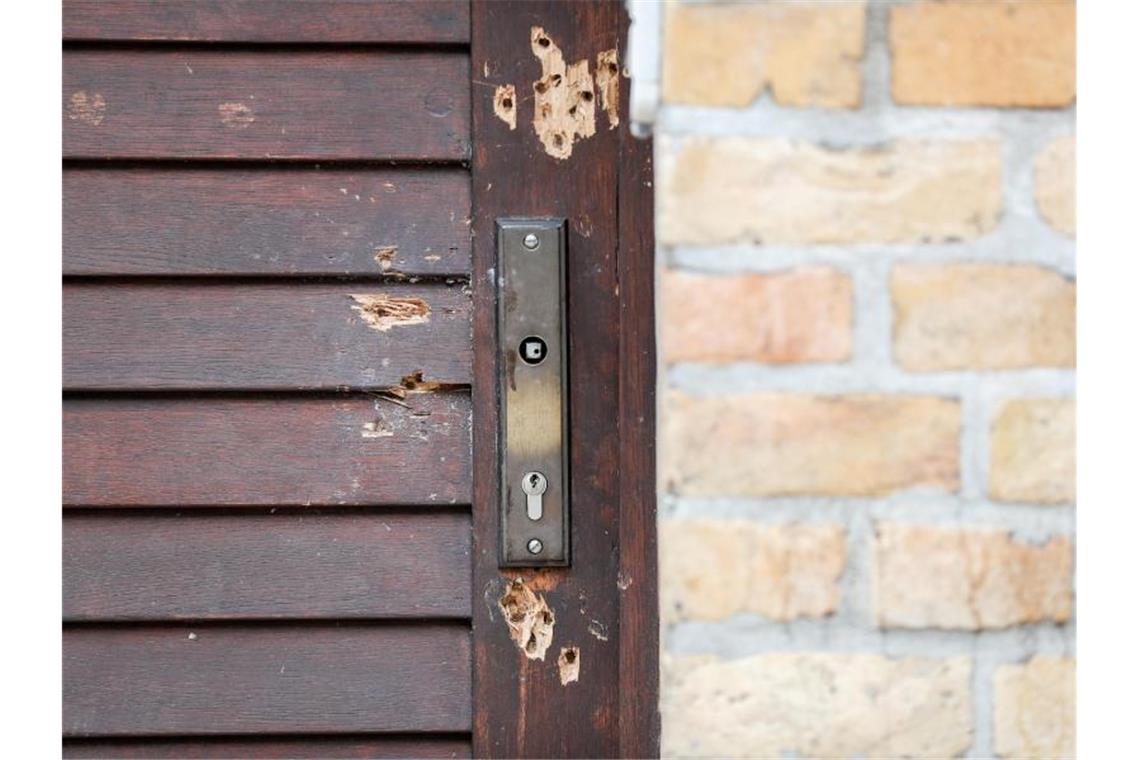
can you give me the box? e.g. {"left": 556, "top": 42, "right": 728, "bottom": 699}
{"left": 496, "top": 218, "right": 569, "bottom": 566}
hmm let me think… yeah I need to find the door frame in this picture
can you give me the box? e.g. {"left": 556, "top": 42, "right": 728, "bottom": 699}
{"left": 469, "top": 1, "right": 659, "bottom": 756}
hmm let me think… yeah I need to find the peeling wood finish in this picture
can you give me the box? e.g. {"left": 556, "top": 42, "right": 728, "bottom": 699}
{"left": 63, "top": 283, "right": 470, "bottom": 390}
{"left": 471, "top": 2, "right": 658, "bottom": 756}
{"left": 63, "top": 50, "right": 469, "bottom": 160}
{"left": 64, "top": 0, "right": 471, "bottom": 44}
{"left": 63, "top": 394, "right": 471, "bottom": 506}
{"left": 64, "top": 167, "right": 471, "bottom": 277}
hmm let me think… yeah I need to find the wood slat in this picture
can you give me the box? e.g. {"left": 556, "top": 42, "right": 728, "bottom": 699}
{"left": 64, "top": 511, "right": 472, "bottom": 620}
{"left": 64, "top": 168, "right": 471, "bottom": 276}
{"left": 63, "top": 50, "right": 469, "bottom": 160}
{"left": 63, "top": 282, "right": 471, "bottom": 390}
{"left": 63, "top": 395, "right": 471, "bottom": 506}
{"left": 64, "top": 736, "right": 470, "bottom": 759}
{"left": 64, "top": 0, "right": 470, "bottom": 44}
{"left": 63, "top": 625, "right": 471, "bottom": 735}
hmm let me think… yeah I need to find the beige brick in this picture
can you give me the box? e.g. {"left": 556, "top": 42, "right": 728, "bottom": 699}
{"left": 662, "top": 653, "right": 972, "bottom": 758}
{"left": 893, "top": 264, "right": 1076, "bottom": 371}
{"left": 890, "top": 1, "right": 1075, "bottom": 107}
{"left": 660, "top": 138, "right": 1002, "bottom": 246}
{"left": 991, "top": 399, "right": 1075, "bottom": 504}
{"left": 874, "top": 523, "right": 1073, "bottom": 629}
{"left": 994, "top": 656, "right": 1076, "bottom": 759}
{"left": 661, "top": 520, "right": 845, "bottom": 624}
{"left": 663, "top": 393, "right": 959, "bottom": 497}
{"left": 661, "top": 268, "right": 851, "bottom": 365}
{"left": 1036, "top": 136, "right": 1076, "bottom": 236}
{"left": 663, "top": 1, "right": 865, "bottom": 108}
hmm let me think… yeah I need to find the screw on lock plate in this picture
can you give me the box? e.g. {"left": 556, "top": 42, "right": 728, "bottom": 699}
{"left": 521, "top": 471, "right": 548, "bottom": 521}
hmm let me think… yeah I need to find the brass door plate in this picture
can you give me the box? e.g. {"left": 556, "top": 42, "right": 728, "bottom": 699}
{"left": 497, "top": 219, "right": 569, "bottom": 566}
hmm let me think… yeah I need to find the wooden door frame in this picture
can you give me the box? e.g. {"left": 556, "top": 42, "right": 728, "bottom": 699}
{"left": 469, "top": 1, "right": 659, "bottom": 756}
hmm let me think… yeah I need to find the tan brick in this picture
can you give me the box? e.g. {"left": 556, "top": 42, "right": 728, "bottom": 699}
{"left": 893, "top": 264, "right": 1076, "bottom": 371}
{"left": 660, "top": 138, "right": 1001, "bottom": 246}
{"left": 1036, "top": 136, "right": 1076, "bottom": 236}
{"left": 661, "top": 268, "right": 851, "bottom": 365}
{"left": 874, "top": 523, "right": 1073, "bottom": 629}
{"left": 662, "top": 653, "right": 972, "bottom": 758}
{"left": 994, "top": 656, "right": 1076, "bottom": 759}
{"left": 663, "top": 1, "right": 866, "bottom": 108}
{"left": 991, "top": 399, "right": 1075, "bottom": 504}
{"left": 663, "top": 393, "right": 959, "bottom": 497}
{"left": 890, "top": 1, "right": 1076, "bottom": 107}
{"left": 661, "top": 520, "right": 845, "bottom": 624}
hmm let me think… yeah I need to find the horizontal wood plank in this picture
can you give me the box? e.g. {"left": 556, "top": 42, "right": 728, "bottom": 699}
{"left": 63, "top": 283, "right": 471, "bottom": 390}
{"left": 64, "top": 50, "right": 469, "bottom": 160}
{"left": 64, "top": 168, "right": 471, "bottom": 276}
{"left": 63, "top": 395, "right": 471, "bottom": 506}
{"left": 64, "top": 0, "right": 470, "bottom": 44}
{"left": 64, "top": 511, "right": 472, "bottom": 620}
{"left": 63, "top": 736, "right": 470, "bottom": 759}
{"left": 64, "top": 625, "right": 471, "bottom": 735}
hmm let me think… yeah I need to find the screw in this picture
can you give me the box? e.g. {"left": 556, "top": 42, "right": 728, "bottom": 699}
{"left": 527, "top": 538, "right": 543, "bottom": 554}
{"left": 523, "top": 233, "right": 540, "bottom": 250}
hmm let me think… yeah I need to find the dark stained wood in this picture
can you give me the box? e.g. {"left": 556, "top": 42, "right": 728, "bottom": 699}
{"left": 617, "top": 102, "right": 662, "bottom": 759}
{"left": 63, "top": 50, "right": 469, "bottom": 160}
{"left": 64, "top": 167, "right": 471, "bottom": 277}
{"left": 64, "top": 735, "right": 471, "bottom": 759}
{"left": 63, "top": 624, "right": 471, "bottom": 735}
{"left": 63, "top": 282, "right": 471, "bottom": 390}
{"left": 64, "top": 0, "right": 470, "bottom": 44}
{"left": 470, "top": 1, "right": 656, "bottom": 756}
{"left": 63, "top": 394, "right": 471, "bottom": 506}
{"left": 64, "top": 511, "right": 472, "bottom": 620}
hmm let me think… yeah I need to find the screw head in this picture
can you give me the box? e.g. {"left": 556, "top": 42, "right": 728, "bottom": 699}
{"left": 523, "top": 233, "right": 540, "bottom": 250}
{"left": 526, "top": 538, "right": 543, "bottom": 555}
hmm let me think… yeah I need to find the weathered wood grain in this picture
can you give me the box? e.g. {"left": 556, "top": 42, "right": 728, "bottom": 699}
{"left": 64, "top": 511, "right": 472, "bottom": 620}
{"left": 63, "top": 395, "right": 471, "bottom": 506}
{"left": 63, "top": 624, "right": 471, "bottom": 735}
{"left": 64, "top": 736, "right": 471, "bottom": 759}
{"left": 64, "top": 0, "right": 470, "bottom": 44}
{"left": 64, "top": 167, "right": 471, "bottom": 276}
{"left": 63, "top": 282, "right": 471, "bottom": 390}
{"left": 469, "top": 2, "right": 657, "bottom": 757}
{"left": 63, "top": 50, "right": 469, "bottom": 160}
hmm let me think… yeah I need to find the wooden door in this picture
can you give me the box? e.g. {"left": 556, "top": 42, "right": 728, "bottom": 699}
{"left": 62, "top": 2, "right": 657, "bottom": 758}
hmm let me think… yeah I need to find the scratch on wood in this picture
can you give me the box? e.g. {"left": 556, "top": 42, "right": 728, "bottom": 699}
{"left": 349, "top": 294, "right": 430, "bottom": 332}
{"left": 218, "top": 102, "right": 256, "bottom": 129}
{"left": 530, "top": 26, "right": 596, "bottom": 160}
{"left": 68, "top": 91, "right": 106, "bottom": 126}
{"left": 557, "top": 646, "right": 580, "bottom": 685}
{"left": 595, "top": 49, "right": 620, "bottom": 129}
{"left": 493, "top": 84, "right": 517, "bottom": 130}
{"left": 499, "top": 578, "right": 555, "bottom": 660}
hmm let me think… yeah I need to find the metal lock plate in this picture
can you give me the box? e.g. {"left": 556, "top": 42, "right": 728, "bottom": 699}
{"left": 497, "top": 219, "right": 569, "bottom": 566}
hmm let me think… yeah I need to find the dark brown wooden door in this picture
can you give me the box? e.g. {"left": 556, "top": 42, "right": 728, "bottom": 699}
{"left": 62, "top": 2, "right": 656, "bottom": 758}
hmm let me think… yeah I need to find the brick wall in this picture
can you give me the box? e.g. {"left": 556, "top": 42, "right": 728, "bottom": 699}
{"left": 652, "top": 1, "right": 1075, "bottom": 757}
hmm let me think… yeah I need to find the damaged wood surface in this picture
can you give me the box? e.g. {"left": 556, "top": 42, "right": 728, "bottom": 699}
{"left": 64, "top": 624, "right": 471, "bottom": 735}
{"left": 64, "top": 167, "right": 471, "bottom": 277}
{"left": 63, "top": 736, "right": 471, "bottom": 759}
{"left": 63, "top": 50, "right": 469, "bottom": 160}
{"left": 64, "top": 0, "right": 470, "bottom": 44}
{"left": 63, "top": 737, "right": 471, "bottom": 759}
{"left": 64, "top": 511, "right": 472, "bottom": 620}
{"left": 63, "top": 282, "right": 471, "bottom": 390}
{"left": 63, "top": 394, "right": 471, "bottom": 506}
{"left": 471, "top": 1, "right": 656, "bottom": 757}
